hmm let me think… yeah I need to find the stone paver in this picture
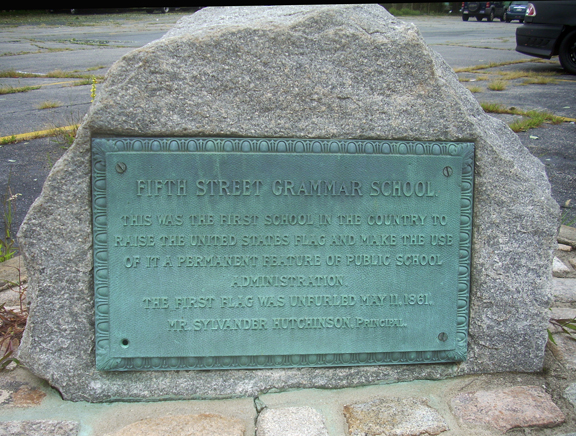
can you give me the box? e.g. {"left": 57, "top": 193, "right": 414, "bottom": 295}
{"left": 343, "top": 397, "right": 448, "bottom": 436}
{"left": 256, "top": 407, "right": 328, "bottom": 436}
{"left": 549, "top": 308, "right": 576, "bottom": 333}
{"left": 451, "top": 385, "right": 565, "bottom": 433}
{"left": 559, "top": 225, "right": 576, "bottom": 248}
{"left": 555, "top": 257, "right": 572, "bottom": 274}
{"left": 107, "top": 413, "right": 245, "bottom": 436}
{"left": 0, "top": 379, "right": 46, "bottom": 408}
{"left": 0, "top": 255, "right": 26, "bottom": 307}
{"left": 0, "top": 256, "right": 26, "bottom": 292}
{"left": 553, "top": 278, "right": 576, "bottom": 307}
{"left": 0, "top": 420, "right": 79, "bottom": 436}
{"left": 565, "top": 383, "right": 576, "bottom": 409}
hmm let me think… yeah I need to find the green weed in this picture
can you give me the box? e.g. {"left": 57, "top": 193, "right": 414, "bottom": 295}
{"left": 549, "top": 316, "right": 576, "bottom": 345}
{"left": 0, "top": 136, "right": 16, "bottom": 145}
{"left": 0, "top": 182, "right": 19, "bottom": 263}
{"left": 47, "top": 124, "right": 79, "bottom": 146}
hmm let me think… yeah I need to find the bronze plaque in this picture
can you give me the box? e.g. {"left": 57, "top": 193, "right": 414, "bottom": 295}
{"left": 92, "top": 137, "right": 474, "bottom": 370}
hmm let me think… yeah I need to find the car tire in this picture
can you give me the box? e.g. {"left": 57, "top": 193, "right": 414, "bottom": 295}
{"left": 487, "top": 10, "right": 494, "bottom": 22}
{"left": 476, "top": 15, "right": 483, "bottom": 21}
{"left": 502, "top": 12, "right": 507, "bottom": 22}
{"left": 161, "top": 7, "right": 171, "bottom": 13}
{"left": 559, "top": 30, "right": 576, "bottom": 75}
{"left": 462, "top": 15, "right": 469, "bottom": 21}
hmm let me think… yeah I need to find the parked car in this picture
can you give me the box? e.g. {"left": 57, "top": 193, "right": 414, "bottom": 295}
{"left": 505, "top": 1, "right": 529, "bottom": 22}
{"left": 462, "top": 1, "right": 508, "bottom": 21}
{"left": 515, "top": 1, "right": 576, "bottom": 74}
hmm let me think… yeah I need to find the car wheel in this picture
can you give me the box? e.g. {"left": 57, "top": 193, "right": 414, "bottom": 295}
{"left": 462, "top": 15, "right": 469, "bottom": 21}
{"left": 161, "top": 7, "right": 171, "bottom": 13}
{"left": 559, "top": 30, "right": 576, "bottom": 75}
{"left": 502, "top": 12, "right": 507, "bottom": 22}
{"left": 487, "top": 10, "right": 494, "bottom": 22}
{"left": 519, "top": 19, "right": 524, "bottom": 23}
{"left": 476, "top": 15, "right": 483, "bottom": 21}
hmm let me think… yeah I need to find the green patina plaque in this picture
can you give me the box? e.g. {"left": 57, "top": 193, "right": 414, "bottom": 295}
{"left": 92, "top": 137, "right": 474, "bottom": 371}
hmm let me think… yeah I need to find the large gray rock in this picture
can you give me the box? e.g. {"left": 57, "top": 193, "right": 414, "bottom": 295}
{"left": 17, "top": 5, "right": 558, "bottom": 402}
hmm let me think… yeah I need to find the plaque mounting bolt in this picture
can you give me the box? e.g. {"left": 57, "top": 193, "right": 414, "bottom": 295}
{"left": 115, "top": 162, "right": 127, "bottom": 174}
{"left": 442, "top": 166, "right": 453, "bottom": 177}
{"left": 438, "top": 332, "right": 448, "bottom": 342}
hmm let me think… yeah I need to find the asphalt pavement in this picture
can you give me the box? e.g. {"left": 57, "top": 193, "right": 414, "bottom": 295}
{"left": 0, "top": 9, "right": 574, "bottom": 240}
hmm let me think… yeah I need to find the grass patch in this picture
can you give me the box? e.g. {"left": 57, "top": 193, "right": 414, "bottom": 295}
{"left": 496, "top": 70, "right": 560, "bottom": 80}
{"left": 0, "top": 85, "right": 40, "bottom": 95}
{"left": 487, "top": 80, "right": 508, "bottom": 91}
{"left": 522, "top": 76, "right": 559, "bottom": 85}
{"left": 45, "top": 109, "right": 84, "bottom": 146}
{"left": 37, "top": 100, "right": 62, "bottom": 109}
{"left": 480, "top": 102, "right": 511, "bottom": 114}
{"left": 86, "top": 65, "right": 106, "bottom": 71}
{"left": 44, "top": 68, "right": 103, "bottom": 79}
{"left": 466, "top": 86, "right": 483, "bottom": 93}
{"left": 66, "top": 79, "right": 93, "bottom": 86}
{"left": 480, "top": 102, "right": 565, "bottom": 132}
{"left": 454, "top": 59, "right": 541, "bottom": 74}
{"left": 0, "top": 69, "right": 40, "bottom": 78}
{"left": 509, "top": 117, "right": 546, "bottom": 132}
{"left": 0, "top": 68, "right": 104, "bottom": 80}
{"left": 46, "top": 124, "right": 80, "bottom": 146}
{"left": 496, "top": 71, "right": 529, "bottom": 80}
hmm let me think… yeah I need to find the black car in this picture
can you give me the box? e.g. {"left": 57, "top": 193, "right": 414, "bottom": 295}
{"left": 505, "top": 1, "right": 529, "bottom": 22}
{"left": 462, "top": 1, "right": 508, "bottom": 21}
{"left": 516, "top": 1, "right": 576, "bottom": 74}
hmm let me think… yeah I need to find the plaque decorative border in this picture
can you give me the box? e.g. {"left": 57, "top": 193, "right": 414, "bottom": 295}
{"left": 92, "top": 137, "right": 474, "bottom": 371}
